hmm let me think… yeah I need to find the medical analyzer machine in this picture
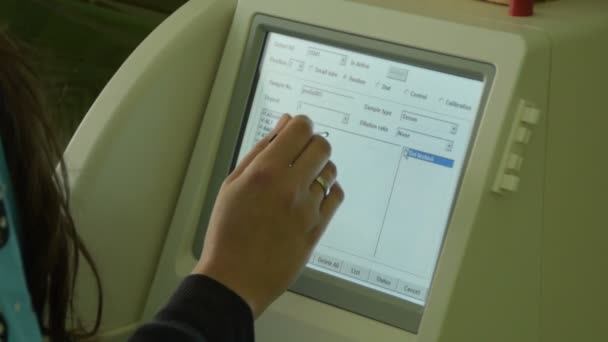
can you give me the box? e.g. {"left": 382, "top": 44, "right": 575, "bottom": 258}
{"left": 65, "top": 0, "right": 608, "bottom": 341}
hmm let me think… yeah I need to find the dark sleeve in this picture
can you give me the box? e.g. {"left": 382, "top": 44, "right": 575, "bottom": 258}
{"left": 129, "top": 274, "right": 254, "bottom": 342}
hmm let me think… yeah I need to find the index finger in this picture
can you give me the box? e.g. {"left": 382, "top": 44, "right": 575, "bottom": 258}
{"left": 257, "top": 115, "right": 314, "bottom": 165}
{"left": 229, "top": 114, "right": 292, "bottom": 181}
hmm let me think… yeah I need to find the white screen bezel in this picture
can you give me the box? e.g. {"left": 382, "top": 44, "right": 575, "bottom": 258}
{"left": 193, "top": 14, "right": 495, "bottom": 333}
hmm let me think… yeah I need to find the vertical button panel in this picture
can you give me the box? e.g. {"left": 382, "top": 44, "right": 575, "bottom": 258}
{"left": 492, "top": 99, "right": 542, "bottom": 194}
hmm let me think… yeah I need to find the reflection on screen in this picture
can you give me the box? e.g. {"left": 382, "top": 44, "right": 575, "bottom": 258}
{"left": 236, "top": 33, "right": 485, "bottom": 305}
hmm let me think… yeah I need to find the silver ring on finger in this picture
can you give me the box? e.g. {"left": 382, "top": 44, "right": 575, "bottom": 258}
{"left": 314, "top": 176, "right": 331, "bottom": 198}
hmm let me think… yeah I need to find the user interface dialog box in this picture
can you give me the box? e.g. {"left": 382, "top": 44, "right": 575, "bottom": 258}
{"left": 236, "top": 33, "right": 485, "bottom": 305}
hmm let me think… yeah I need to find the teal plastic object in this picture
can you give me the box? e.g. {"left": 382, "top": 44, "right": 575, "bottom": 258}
{"left": 0, "top": 94, "right": 42, "bottom": 342}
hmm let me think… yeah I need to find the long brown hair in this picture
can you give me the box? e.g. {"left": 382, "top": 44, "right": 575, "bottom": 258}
{"left": 0, "top": 30, "right": 102, "bottom": 340}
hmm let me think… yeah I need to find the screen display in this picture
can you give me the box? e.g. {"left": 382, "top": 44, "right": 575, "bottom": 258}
{"left": 236, "top": 33, "right": 485, "bottom": 305}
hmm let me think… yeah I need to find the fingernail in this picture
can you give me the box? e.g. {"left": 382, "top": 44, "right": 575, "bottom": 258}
{"left": 267, "top": 115, "right": 291, "bottom": 143}
{"left": 276, "top": 114, "right": 290, "bottom": 128}
{"left": 276, "top": 114, "right": 291, "bottom": 131}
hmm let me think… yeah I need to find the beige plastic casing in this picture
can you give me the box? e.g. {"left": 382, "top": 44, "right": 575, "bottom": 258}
{"left": 64, "top": 0, "right": 237, "bottom": 340}
{"left": 66, "top": 0, "right": 608, "bottom": 341}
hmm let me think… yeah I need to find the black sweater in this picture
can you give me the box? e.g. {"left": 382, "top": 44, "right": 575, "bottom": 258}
{"left": 129, "top": 275, "right": 254, "bottom": 342}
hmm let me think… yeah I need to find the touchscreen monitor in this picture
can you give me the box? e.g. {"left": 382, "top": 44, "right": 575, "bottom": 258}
{"left": 194, "top": 16, "right": 494, "bottom": 332}
{"left": 237, "top": 32, "right": 485, "bottom": 305}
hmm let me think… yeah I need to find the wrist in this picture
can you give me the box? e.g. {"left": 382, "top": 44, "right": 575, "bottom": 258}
{"left": 192, "top": 261, "right": 262, "bottom": 317}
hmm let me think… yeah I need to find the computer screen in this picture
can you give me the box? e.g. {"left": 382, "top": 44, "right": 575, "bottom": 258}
{"left": 236, "top": 32, "right": 485, "bottom": 305}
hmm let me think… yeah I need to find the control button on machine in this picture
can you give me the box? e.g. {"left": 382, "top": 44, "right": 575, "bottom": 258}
{"left": 492, "top": 99, "right": 541, "bottom": 195}
{"left": 500, "top": 174, "right": 521, "bottom": 192}
{"left": 506, "top": 153, "right": 524, "bottom": 172}
{"left": 340, "top": 262, "right": 371, "bottom": 281}
{"left": 514, "top": 126, "right": 532, "bottom": 144}
{"left": 521, "top": 105, "right": 541, "bottom": 125}
{"left": 313, "top": 254, "right": 343, "bottom": 272}
{"left": 368, "top": 271, "right": 398, "bottom": 291}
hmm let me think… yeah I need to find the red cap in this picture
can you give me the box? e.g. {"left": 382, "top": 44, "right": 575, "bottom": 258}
{"left": 510, "top": 0, "right": 534, "bottom": 17}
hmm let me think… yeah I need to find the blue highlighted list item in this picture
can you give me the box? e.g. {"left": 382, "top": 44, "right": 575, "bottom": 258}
{"left": 406, "top": 148, "right": 454, "bottom": 168}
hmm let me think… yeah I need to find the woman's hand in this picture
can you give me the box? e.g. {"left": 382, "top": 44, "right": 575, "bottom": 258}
{"left": 192, "top": 114, "right": 344, "bottom": 318}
